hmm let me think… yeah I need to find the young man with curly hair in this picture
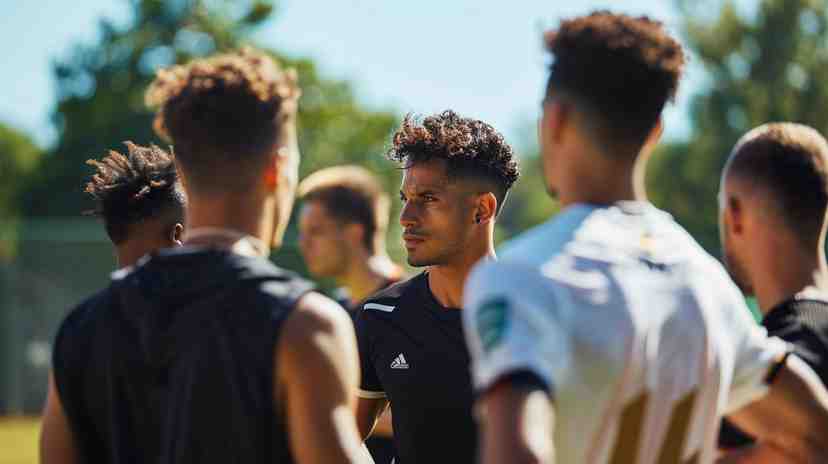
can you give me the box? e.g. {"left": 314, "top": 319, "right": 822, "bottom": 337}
{"left": 41, "top": 49, "right": 370, "bottom": 464}
{"left": 84, "top": 141, "right": 186, "bottom": 267}
{"left": 354, "top": 109, "right": 519, "bottom": 464}
{"left": 297, "top": 165, "right": 404, "bottom": 464}
{"left": 462, "top": 11, "right": 828, "bottom": 464}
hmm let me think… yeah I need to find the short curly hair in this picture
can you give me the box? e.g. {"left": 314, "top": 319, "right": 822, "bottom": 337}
{"left": 145, "top": 47, "right": 297, "bottom": 190}
{"left": 545, "top": 11, "right": 685, "bottom": 153}
{"left": 85, "top": 141, "right": 186, "bottom": 244}
{"left": 387, "top": 110, "right": 519, "bottom": 213}
{"left": 298, "top": 165, "right": 390, "bottom": 253}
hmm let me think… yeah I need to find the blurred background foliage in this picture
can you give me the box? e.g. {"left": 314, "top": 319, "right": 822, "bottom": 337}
{"left": 1, "top": 0, "right": 828, "bottom": 416}
{"left": 10, "top": 0, "right": 828, "bottom": 260}
{"left": 648, "top": 0, "right": 828, "bottom": 252}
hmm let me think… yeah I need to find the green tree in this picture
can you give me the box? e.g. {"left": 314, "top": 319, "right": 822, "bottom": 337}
{"left": 497, "top": 153, "right": 558, "bottom": 244}
{"left": 648, "top": 0, "right": 828, "bottom": 254}
{"left": 0, "top": 123, "right": 42, "bottom": 259}
{"left": 21, "top": 0, "right": 397, "bottom": 220}
{"left": 17, "top": 0, "right": 398, "bottom": 273}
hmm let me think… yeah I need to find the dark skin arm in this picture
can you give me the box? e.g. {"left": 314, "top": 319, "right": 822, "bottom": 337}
{"left": 476, "top": 380, "right": 554, "bottom": 464}
{"left": 355, "top": 397, "right": 390, "bottom": 440}
{"left": 276, "top": 292, "right": 374, "bottom": 464}
{"left": 40, "top": 374, "right": 79, "bottom": 464}
{"left": 716, "top": 443, "right": 793, "bottom": 464}
{"left": 372, "top": 408, "right": 394, "bottom": 437}
{"left": 726, "top": 355, "right": 828, "bottom": 463}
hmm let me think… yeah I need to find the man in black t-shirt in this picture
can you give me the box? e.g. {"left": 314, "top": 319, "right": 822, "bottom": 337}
{"left": 297, "top": 165, "right": 405, "bottom": 464}
{"left": 40, "top": 49, "right": 369, "bottom": 464}
{"left": 718, "top": 122, "right": 828, "bottom": 460}
{"left": 355, "top": 110, "right": 519, "bottom": 463}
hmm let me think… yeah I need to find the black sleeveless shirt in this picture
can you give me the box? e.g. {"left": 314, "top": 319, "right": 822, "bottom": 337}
{"left": 52, "top": 248, "right": 312, "bottom": 463}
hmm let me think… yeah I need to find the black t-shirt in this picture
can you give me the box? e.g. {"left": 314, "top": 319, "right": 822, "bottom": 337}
{"left": 719, "top": 297, "right": 828, "bottom": 448}
{"left": 350, "top": 276, "right": 402, "bottom": 464}
{"left": 356, "top": 272, "right": 477, "bottom": 464}
{"left": 52, "top": 248, "right": 312, "bottom": 464}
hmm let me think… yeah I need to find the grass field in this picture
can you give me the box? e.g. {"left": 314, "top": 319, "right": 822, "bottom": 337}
{"left": 0, "top": 418, "right": 39, "bottom": 464}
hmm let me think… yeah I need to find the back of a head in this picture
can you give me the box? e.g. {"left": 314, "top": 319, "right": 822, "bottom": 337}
{"left": 727, "top": 123, "right": 828, "bottom": 242}
{"left": 298, "top": 165, "right": 390, "bottom": 253}
{"left": 145, "top": 48, "right": 295, "bottom": 192}
{"left": 545, "top": 11, "right": 685, "bottom": 157}
{"left": 85, "top": 141, "right": 185, "bottom": 244}
{"left": 387, "top": 110, "right": 520, "bottom": 214}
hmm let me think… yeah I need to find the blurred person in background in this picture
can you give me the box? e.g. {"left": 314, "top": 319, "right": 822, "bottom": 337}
{"left": 83, "top": 141, "right": 186, "bottom": 268}
{"left": 718, "top": 122, "right": 828, "bottom": 461}
{"left": 40, "top": 48, "right": 371, "bottom": 464}
{"left": 298, "top": 165, "right": 403, "bottom": 308}
{"left": 355, "top": 110, "right": 519, "bottom": 464}
{"left": 297, "top": 165, "right": 404, "bottom": 464}
{"left": 463, "top": 11, "right": 828, "bottom": 464}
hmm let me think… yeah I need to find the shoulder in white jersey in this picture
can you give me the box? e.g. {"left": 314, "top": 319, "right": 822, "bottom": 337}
{"left": 463, "top": 201, "right": 789, "bottom": 464}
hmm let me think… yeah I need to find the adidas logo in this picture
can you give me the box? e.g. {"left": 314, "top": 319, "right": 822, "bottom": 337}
{"left": 390, "top": 353, "right": 409, "bottom": 369}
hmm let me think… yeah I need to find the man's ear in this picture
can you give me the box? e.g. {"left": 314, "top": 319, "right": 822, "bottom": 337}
{"left": 171, "top": 223, "right": 184, "bottom": 246}
{"left": 263, "top": 153, "right": 280, "bottom": 192}
{"left": 726, "top": 194, "right": 745, "bottom": 237}
{"left": 474, "top": 192, "right": 498, "bottom": 225}
{"left": 543, "top": 99, "right": 568, "bottom": 145}
{"left": 642, "top": 119, "right": 664, "bottom": 154}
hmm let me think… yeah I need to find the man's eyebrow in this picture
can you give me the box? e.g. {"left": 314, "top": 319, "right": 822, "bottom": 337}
{"left": 403, "top": 188, "right": 444, "bottom": 198}
{"left": 407, "top": 182, "right": 448, "bottom": 192}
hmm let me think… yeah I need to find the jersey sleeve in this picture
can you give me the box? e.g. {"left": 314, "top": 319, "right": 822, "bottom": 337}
{"left": 355, "top": 310, "right": 386, "bottom": 399}
{"left": 463, "top": 260, "right": 570, "bottom": 396}
{"left": 721, "top": 282, "right": 790, "bottom": 413}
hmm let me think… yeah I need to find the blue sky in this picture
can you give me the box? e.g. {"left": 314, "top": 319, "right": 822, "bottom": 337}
{"left": 1, "top": 0, "right": 744, "bottom": 150}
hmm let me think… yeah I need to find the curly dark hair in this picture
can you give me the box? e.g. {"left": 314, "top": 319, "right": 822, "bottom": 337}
{"left": 387, "top": 110, "right": 519, "bottom": 213}
{"left": 85, "top": 141, "right": 185, "bottom": 244}
{"left": 727, "top": 123, "right": 828, "bottom": 242}
{"left": 145, "top": 47, "right": 298, "bottom": 190}
{"left": 545, "top": 11, "right": 685, "bottom": 153}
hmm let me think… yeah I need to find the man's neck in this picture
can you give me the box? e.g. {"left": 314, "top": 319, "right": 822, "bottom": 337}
{"left": 116, "top": 235, "right": 163, "bottom": 268}
{"left": 340, "top": 254, "right": 398, "bottom": 303}
{"left": 752, "top": 243, "right": 828, "bottom": 314}
{"left": 558, "top": 156, "right": 643, "bottom": 209}
{"left": 116, "top": 246, "right": 144, "bottom": 269}
{"left": 186, "top": 192, "right": 270, "bottom": 245}
{"left": 428, "top": 242, "right": 496, "bottom": 309}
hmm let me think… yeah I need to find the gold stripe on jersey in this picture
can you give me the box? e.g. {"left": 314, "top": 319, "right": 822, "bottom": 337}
{"left": 609, "top": 390, "right": 699, "bottom": 464}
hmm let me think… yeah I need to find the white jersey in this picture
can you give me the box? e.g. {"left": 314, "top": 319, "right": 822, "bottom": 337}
{"left": 463, "top": 202, "right": 789, "bottom": 464}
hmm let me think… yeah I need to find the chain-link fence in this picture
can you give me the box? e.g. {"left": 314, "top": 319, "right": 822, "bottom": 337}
{"left": 0, "top": 217, "right": 335, "bottom": 415}
{"left": 1, "top": 218, "right": 114, "bottom": 415}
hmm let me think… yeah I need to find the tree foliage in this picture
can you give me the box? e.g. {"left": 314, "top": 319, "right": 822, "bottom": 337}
{"left": 496, "top": 153, "right": 558, "bottom": 244}
{"left": 0, "top": 123, "right": 42, "bottom": 259}
{"left": 20, "top": 0, "right": 397, "bottom": 220}
{"left": 649, "top": 0, "right": 828, "bottom": 254}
